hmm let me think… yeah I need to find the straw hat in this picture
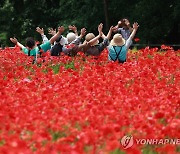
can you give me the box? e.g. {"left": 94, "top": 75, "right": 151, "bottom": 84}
{"left": 66, "top": 32, "right": 77, "bottom": 43}
{"left": 85, "top": 33, "right": 99, "bottom": 46}
{"left": 110, "top": 34, "right": 125, "bottom": 46}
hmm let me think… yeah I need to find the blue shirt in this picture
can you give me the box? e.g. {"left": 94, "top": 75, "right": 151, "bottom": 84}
{"left": 108, "top": 45, "right": 127, "bottom": 62}
{"left": 108, "top": 37, "right": 132, "bottom": 62}
{"left": 118, "top": 28, "right": 131, "bottom": 40}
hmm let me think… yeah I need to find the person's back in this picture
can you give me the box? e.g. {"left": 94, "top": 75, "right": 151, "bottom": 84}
{"left": 36, "top": 27, "right": 67, "bottom": 56}
{"left": 108, "top": 22, "right": 139, "bottom": 63}
{"left": 62, "top": 28, "right": 86, "bottom": 56}
{"left": 108, "top": 34, "right": 128, "bottom": 63}
{"left": 22, "top": 37, "right": 51, "bottom": 56}
{"left": 84, "top": 34, "right": 109, "bottom": 56}
{"left": 83, "top": 23, "right": 113, "bottom": 56}
{"left": 10, "top": 26, "right": 65, "bottom": 63}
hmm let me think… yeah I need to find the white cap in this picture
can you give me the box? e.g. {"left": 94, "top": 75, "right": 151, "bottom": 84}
{"left": 66, "top": 32, "right": 77, "bottom": 44}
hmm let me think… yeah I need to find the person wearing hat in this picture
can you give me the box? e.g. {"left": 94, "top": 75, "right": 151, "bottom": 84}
{"left": 83, "top": 23, "right": 113, "bottom": 56}
{"left": 36, "top": 27, "right": 67, "bottom": 56}
{"left": 36, "top": 25, "right": 83, "bottom": 57}
{"left": 108, "top": 22, "right": 139, "bottom": 63}
{"left": 62, "top": 27, "right": 87, "bottom": 56}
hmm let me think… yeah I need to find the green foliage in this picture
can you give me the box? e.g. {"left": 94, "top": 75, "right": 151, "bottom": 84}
{"left": 176, "top": 146, "right": 180, "bottom": 152}
{"left": 0, "top": 0, "right": 179, "bottom": 46}
{"left": 0, "top": 140, "right": 5, "bottom": 146}
{"left": 51, "top": 64, "right": 60, "bottom": 74}
{"left": 0, "top": 32, "right": 7, "bottom": 47}
{"left": 50, "top": 130, "right": 67, "bottom": 142}
{"left": 65, "top": 61, "right": 75, "bottom": 70}
{"left": 0, "top": 0, "right": 14, "bottom": 46}
{"left": 110, "top": 148, "right": 125, "bottom": 154}
{"left": 142, "top": 145, "right": 158, "bottom": 154}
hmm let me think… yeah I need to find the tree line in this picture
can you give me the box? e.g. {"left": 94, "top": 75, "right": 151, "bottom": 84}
{"left": 0, "top": 0, "right": 179, "bottom": 47}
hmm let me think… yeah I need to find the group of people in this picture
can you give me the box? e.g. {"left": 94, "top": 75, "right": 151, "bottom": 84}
{"left": 10, "top": 18, "right": 139, "bottom": 63}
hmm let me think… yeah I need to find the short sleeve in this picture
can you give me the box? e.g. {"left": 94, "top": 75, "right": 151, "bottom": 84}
{"left": 41, "top": 34, "right": 49, "bottom": 43}
{"left": 22, "top": 47, "right": 29, "bottom": 55}
{"left": 40, "top": 41, "right": 51, "bottom": 52}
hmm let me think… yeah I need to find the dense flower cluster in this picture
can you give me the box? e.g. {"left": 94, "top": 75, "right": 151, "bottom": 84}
{"left": 0, "top": 46, "right": 179, "bottom": 153}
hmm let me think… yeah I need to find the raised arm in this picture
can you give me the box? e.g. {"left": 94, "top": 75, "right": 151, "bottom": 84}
{"left": 129, "top": 22, "right": 139, "bottom": 40}
{"left": 36, "top": 27, "right": 44, "bottom": 35}
{"left": 102, "top": 26, "right": 113, "bottom": 40}
{"left": 70, "top": 28, "right": 86, "bottom": 45}
{"left": 112, "top": 26, "right": 119, "bottom": 33}
{"left": 79, "top": 28, "right": 86, "bottom": 39}
{"left": 10, "top": 37, "right": 25, "bottom": 49}
{"left": 112, "top": 20, "right": 123, "bottom": 33}
{"left": 88, "top": 23, "right": 103, "bottom": 46}
{"left": 49, "top": 26, "right": 64, "bottom": 44}
{"left": 125, "top": 22, "right": 139, "bottom": 49}
{"left": 36, "top": 27, "right": 49, "bottom": 43}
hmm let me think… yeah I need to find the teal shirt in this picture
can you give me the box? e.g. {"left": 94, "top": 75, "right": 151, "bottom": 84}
{"left": 22, "top": 41, "right": 51, "bottom": 56}
{"left": 108, "top": 37, "right": 132, "bottom": 62}
{"left": 108, "top": 45, "right": 127, "bottom": 62}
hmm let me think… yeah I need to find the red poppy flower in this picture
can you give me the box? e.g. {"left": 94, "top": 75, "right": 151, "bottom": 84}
{"left": 134, "top": 37, "right": 140, "bottom": 42}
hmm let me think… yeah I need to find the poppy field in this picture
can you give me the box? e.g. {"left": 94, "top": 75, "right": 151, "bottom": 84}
{"left": 0, "top": 46, "right": 180, "bottom": 154}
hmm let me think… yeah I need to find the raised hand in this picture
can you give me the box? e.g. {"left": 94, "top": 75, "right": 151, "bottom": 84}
{"left": 10, "top": 37, "right": 18, "bottom": 44}
{"left": 98, "top": 23, "right": 103, "bottom": 36}
{"left": 106, "top": 26, "right": 114, "bottom": 40}
{"left": 49, "top": 26, "right": 64, "bottom": 44}
{"left": 118, "top": 20, "right": 125, "bottom": 27}
{"left": 133, "top": 22, "right": 139, "bottom": 30}
{"left": 128, "top": 22, "right": 139, "bottom": 41}
{"left": 10, "top": 37, "right": 25, "bottom": 48}
{"left": 109, "top": 26, "right": 114, "bottom": 32}
{"left": 112, "top": 26, "right": 118, "bottom": 32}
{"left": 80, "top": 28, "right": 86, "bottom": 37}
{"left": 36, "top": 27, "right": 44, "bottom": 35}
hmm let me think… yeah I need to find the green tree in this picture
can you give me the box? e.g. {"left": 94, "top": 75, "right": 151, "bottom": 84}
{"left": 0, "top": 0, "right": 14, "bottom": 46}
{"left": 0, "top": 0, "right": 179, "bottom": 46}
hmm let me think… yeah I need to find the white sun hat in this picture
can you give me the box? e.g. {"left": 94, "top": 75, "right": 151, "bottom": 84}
{"left": 66, "top": 32, "right": 77, "bottom": 44}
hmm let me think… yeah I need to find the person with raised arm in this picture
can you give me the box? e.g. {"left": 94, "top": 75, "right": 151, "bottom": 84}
{"left": 113, "top": 18, "right": 133, "bottom": 40}
{"left": 10, "top": 26, "right": 65, "bottom": 62}
{"left": 62, "top": 27, "right": 87, "bottom": 57}
{"left": 36, "top": 27, "right": 67, "bottom": 56}
{"left": 83, "top": 23, "right": 114, "bottom": 56}
{"left": 108, "top": 22, "right": 139, "bottom": 63}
